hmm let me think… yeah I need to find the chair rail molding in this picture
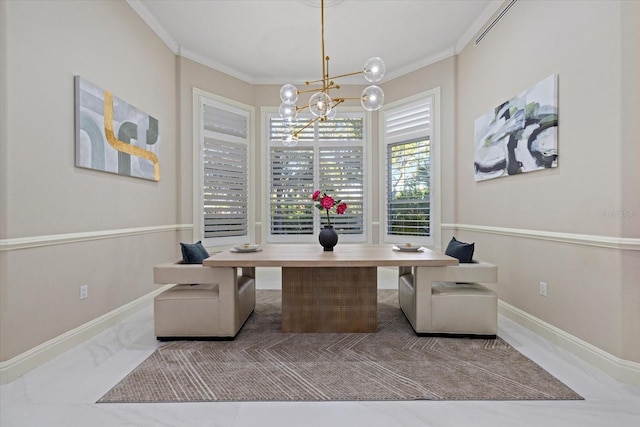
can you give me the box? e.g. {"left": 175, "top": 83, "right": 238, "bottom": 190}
{"left": 0, "top": 224, "right": 193, "bottom": 252}
{"left": 441, "top": 223, "right": 640, "bottom": 251}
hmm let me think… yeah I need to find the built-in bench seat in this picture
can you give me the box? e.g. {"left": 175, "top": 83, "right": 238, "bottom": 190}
{"left": 153, "top": 261, "right": 256, "bottom": 340}
{"left": 398, "top": 261, "right": 498, "bottom": 338}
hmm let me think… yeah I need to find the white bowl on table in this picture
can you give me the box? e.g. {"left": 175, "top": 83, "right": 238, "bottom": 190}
{"left": 394, "top": 243, "right": 423, "bottom": 252}
{"left": 232, "top": 243, "right": 261, "bottom": 252}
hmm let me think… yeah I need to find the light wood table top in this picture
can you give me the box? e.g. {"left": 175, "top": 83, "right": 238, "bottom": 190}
{"left": 203, "top": 244, "right": 458, "bottom": 268}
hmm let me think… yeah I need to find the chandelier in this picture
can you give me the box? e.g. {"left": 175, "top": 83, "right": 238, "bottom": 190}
{"left": 279, "top": 0, "right": 386, "bottom": 146}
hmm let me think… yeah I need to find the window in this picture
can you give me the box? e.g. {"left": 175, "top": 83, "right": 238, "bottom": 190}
{"left": 265, "top": 111, "right": 368, "bottom": 243}
{"left": 195, "top": 91, "right": 253, "bottom": 247}
{"left": 387, "top": 140, "right": 430, "bottom": 236}
{"left": 381, "top": 93, "right": 436, "bottom": 246}
{"left": 269, "top": 145, "right": 315, "bottom": 237}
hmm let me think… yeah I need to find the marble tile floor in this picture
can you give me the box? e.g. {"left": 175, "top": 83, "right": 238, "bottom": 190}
{"left": 1, "top": 267, "right": 639, "bottom": 427}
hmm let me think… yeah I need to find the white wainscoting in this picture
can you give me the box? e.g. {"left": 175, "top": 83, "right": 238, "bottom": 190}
{"left": 0, "top": 284, "right": 173, "bottom": 384}
{"left": 441, "top": 223, "right": 640, "bottom": 251}
{"left": 499, "top": 300, "right": 640, "bottom": 386}
{"left": 2, "top": 224, "right": 638, "bottom": 385}
{"left": 0, "top": 224, "right": 193, "bottom": 251}
{"left": 443, "top": 222, "right": 640, "bottom": 386}
{"left": 0, "top": 224, "right": 192, "bottom": 384}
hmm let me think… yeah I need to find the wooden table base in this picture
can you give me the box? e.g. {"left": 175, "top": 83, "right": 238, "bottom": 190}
{"left": 281, "top": 267, "right": 378, "bottom": 333}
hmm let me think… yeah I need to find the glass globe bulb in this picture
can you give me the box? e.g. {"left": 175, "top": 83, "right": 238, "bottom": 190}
{"left": 363, "top": 57, "right": 386, "bottom": 83}
{"left": 361, "top": 85, "right": 384, "bottom": 111}
{"left": 280, "top": 84, "right": 298, "bottom": 105}
{"left": 309, "top": 92, "right": 332, "bottom": 117}
{"left": 282, "top": 133, "right": 299, "bottom": 147}
{"left": 326, "top": 105, "right": 337, "bottom": 119}
{"left": 279, "top": 102, "right": 297, "bottom": 120}
{"left": 283, "top": 116, "right": 298, "bottom": 129}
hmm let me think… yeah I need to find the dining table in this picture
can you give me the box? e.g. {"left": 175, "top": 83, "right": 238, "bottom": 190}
{"left": 203, "top": 244, "right": 458, "bottom": 333}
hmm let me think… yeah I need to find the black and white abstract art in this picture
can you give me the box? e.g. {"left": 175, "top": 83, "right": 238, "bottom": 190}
{"left": 474, "top": 74, "right": 558, "bottom": 182}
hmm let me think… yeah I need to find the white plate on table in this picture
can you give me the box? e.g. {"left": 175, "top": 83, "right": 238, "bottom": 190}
{"left": 393, "top": 244, "right": 423, "bottom": 252}
{"left": 231, "top": 244, "right": 262, "bottom": 253}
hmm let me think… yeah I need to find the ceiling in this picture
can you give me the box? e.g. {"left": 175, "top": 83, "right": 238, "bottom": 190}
{"left": 129, "top": 0, "right": 502, "bottom": 85}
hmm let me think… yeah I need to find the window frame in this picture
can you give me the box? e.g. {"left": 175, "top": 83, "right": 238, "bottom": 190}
{"left": 379, "top": 89, "right": 441, "bottom": 248}
{"left": 193, "top": 88, "right": 255, "bottom": 248}
{"left": 262, "top": 107, "right": 372, "bottom": 244}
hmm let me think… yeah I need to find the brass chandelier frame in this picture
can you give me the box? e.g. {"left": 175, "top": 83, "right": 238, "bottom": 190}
{"left": 279, "top": 0, "right": 385, "bottom": 142}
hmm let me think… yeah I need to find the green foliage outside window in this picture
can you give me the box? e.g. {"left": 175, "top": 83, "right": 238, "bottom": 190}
{"left": 388, "top": 139, "right": 430, "bottom": 236}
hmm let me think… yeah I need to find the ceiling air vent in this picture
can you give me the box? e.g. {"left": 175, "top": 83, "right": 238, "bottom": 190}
{"left": 475, "top": 0, "right": 518, "bottom": 46}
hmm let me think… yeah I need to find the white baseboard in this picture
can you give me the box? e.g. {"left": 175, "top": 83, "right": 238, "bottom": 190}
{"left": 4, "top": 285, "right": 638, "bottom": 387}
{"left": 499, "top": 300, "right": 640, "bottom": 386}
{"left": 0, "top": 285, "right": 173, "bottom": 385}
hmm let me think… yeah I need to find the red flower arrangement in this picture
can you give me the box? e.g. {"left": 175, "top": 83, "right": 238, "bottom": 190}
{"left": 311, "top": 190, "right": 347, "bottom": 227}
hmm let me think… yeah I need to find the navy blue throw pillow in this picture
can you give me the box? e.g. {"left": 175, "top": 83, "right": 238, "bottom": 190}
{"left": 180, "top": 241, "right": 210, "bottom": 264}
{"left": 444, "top": 237, "right": 475, "bottom": 263}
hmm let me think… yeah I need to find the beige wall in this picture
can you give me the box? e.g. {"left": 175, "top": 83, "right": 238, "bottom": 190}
{"left": 382, "top": 57, "right": 456, "bottom": 249}
{"left": 619, "top": 1, "right": 640, "bottom": 363}
{"left": 1, "top": 0, "right": 637, "bottom": 372}
{"left": 0, "top": 0, "right": 179, "bottom": 361}
{"left": 454, "top": 0, "right": 639, "bottom": 362}
{"left": 177, "top": 57, "right": 255, "bottom": 237}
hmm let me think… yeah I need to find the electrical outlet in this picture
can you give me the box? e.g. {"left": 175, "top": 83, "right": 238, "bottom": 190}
{"left": 80, "top": 285, "right": 88, "bottom": 300}
{"left": 539, "top": 281, "right": 547, "bottom": 297}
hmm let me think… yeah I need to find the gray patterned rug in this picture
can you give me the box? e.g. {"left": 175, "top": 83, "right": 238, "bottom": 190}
{"left": 98, "top": 290, "right": 582, "bottom": 402}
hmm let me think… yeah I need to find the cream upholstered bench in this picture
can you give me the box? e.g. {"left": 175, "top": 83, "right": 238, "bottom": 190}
{"left": 153, "top": 261, "right": 256, "bottom": 340}
{"left": 398, "top": 261, "right": 498, "bottom": 338}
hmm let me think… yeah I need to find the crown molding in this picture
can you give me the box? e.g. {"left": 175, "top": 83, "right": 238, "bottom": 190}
{"left": 178, "top": 46, "right": 257, "bottom": 85}
{"left": 127, "top": 0, "right": 180, "bottom": 54}
{"left": 127, "top": 0, "right": 512, "bottom": 86}
{"left": 455, "top": 0, "right": 504, "bottom": 53}
{"left": 381, "top": 46, "right": 455, "bottom": 83}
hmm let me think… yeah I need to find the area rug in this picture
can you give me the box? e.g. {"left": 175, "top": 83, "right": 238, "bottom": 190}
{"left": 98, "top": 290, "right": 582, "bottom": 402}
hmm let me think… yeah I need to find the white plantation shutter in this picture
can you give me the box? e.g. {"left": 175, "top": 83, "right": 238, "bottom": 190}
{"left": 270, "top": 117, "right": 315, "bottom": 142}
{"left": 203, "top": 138, "right": 247, "bottom": 238}
{"left": 386, "top": 140, "right": 430, "bottom": 236}
{"left": 317, "top": 117, "right": 364, "bottom": 141}
{"left": 204, "top": 104, "right": 248, "bottom": 138}
{"left": 267, "top": 111, "right": 367, "bottom": 243}
{"left": 385, "top": 97, "right": 431, "bottom": 144}
{"left": 269, "top": 146, "right": 315, "bottom": 235}
{"left": 199, "top": 97, "right": 252, "bottom": 245}
{"left": 382, "top": 95, "right": 433, "bottom": 244}
{"left": 319, "top": 147, "right": 364, "bottom": 234}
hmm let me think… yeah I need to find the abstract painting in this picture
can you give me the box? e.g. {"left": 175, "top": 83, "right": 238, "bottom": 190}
{"left": 74, "top": 76, "right": 160, "bottom": 181}
{"left": 474, "top": 74, "right": 558, "bottom": 181}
